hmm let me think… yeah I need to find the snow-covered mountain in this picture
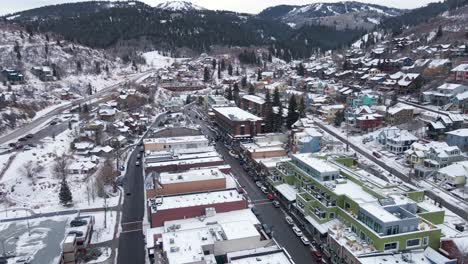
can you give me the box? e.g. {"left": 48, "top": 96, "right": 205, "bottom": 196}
{"left": 155, "top": 1, "right": 206, "bottom": 12}
{"left": 258, "top": 1, "right": 403, "bottom": 30}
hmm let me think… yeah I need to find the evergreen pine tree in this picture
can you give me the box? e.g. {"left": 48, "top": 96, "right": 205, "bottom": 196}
{"left": 233, "top": 83, "right": 240, "bottom": 106}
{"left": 298, "top": 63, "right": 305, "bottom": 76}
{"left": 226, "top": 86, "right": 233, "bottom": 101}
{"left": 212, "top": 59, "right": 217, "bottom": 69}
{"left": 217, "top": 64, "right": 221, "bottom": 80}
{"left": 286, "top": 95, "right": 299, "bottom": 129}
{"left": 221, "top": 59, "right": 226, "bottom": 71}
{"left": 241, "top": 76, "right": 247, "bottom": 88}
{"left": 273, "top": 88, "right": 281, "bottom": 107}
{"left": 248, "top": 84, "right": 255, "bottom": 95}
{"left": 265, "top": 90, "right": 275, "bottom": 132}
{"left": 228, "top": 64, "right": 233, "bottom": 76}
{"left": 334, "top": 111, "right": 345, "bottom": 127}
{"left": 298, "top": 96, "right": 306, "bottom": 118}
{"left": 276, "top": 103, "right": 284, "bottom": 131}
{"left": 257, "top": 69, "right": 262, "bottom": 81}
{"left": 203, "top": 67, "right": 210, "bottom": 82}
{"left": 436, "top": 25, "right": 443, "bottom": 39}
{"left": 186, "top": 94, "right": 191, "bottom": 104}
{"left": 59, "top": 179, "right": 73, "bottom": 205}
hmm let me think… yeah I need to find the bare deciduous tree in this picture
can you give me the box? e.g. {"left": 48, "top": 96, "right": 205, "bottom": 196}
{"left": 18, "top": 162, "right": 44, "bottom": 180}
{"left": 53, "top": 154, "right": 70, "bottom": 180}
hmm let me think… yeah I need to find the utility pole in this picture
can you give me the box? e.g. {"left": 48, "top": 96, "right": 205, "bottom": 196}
{"left": 104, "top": 195, "right": 107, "bottom": 229}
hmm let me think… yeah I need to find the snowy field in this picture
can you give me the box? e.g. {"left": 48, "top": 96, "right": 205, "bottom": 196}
{"left": 142, "top": 51, "right": 189, "bottom": 69}
{"left": 0, "top": 129, "right": 119, "bottom": 213}
{"left": 89, "top": 210, "right": 118, "bottom": 244}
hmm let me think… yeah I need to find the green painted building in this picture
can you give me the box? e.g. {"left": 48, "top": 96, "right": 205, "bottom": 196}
{"left": 270, "top": 153, "right": 444, "bottom": 263}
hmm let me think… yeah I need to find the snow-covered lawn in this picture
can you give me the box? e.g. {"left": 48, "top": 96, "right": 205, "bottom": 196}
{"left": 87, "top": 247, "right": 111, "bottom": 264}
{"left": 0, "top": 129, "right": 119, "bottom": 213}
{"left": 89, "top": 210, "right": 118, "bottom": 244}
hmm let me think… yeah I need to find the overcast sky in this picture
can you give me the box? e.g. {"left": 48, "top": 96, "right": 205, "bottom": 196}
{"left": 1, "top": 0, "right": 442, "bottom": 16}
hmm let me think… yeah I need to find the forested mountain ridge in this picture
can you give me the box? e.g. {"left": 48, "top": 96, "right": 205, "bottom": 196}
{"left": 258, "top": 1, "right": 402, "bottom": 30}
{"left": 2, "top": 1, "right": 365, "bottom": 60}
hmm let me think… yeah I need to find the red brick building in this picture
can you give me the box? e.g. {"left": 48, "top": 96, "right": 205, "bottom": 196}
{"left": 356, "top": 114, "right": 384, "bottom": 132}
{"left": 147, "top": 189, "right": 247, "bottom": 227}
{"left": 241, "top": 95, "right": 266, "bottom": 117}
{"left": 213, "top": 107, "right": 264, "bottom": 139}
{"left": 451, "top": 63, "right": 468, "bottom": 82}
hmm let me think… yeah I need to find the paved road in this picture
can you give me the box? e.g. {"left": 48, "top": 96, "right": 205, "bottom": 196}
{"left": 0, "top": 71, "right": 153, "bottom": 145}
{"left": 117, "top": 112, "right": 166, "bottom": 264}
{"left": 188, "top": 106, "right": 315, "bottom": 264}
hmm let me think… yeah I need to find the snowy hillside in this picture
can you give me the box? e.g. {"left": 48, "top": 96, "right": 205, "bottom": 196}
{"left": 155, "top": 1, "right": 206, "bottom": 11}
{"left": 259, "top": 1, "right": 402, "bottom": 30}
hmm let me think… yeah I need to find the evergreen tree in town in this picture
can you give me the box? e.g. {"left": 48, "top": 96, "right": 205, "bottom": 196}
{"left": 276, "top": 103, "right": 284, "bottom": 131}
{"left": 248, "top": 83, "right": 255, "bottom": 95}
{"left": 217, "top": 64, "right": 222, "bottom": 80}
{"left": 233, "top": 83, "right": 240, "bottom": 106}
{"left": 436, "top": 25, "right": 443, "bottom": 39}
{"left": 212, "top": 59, "right": 217, "bottom": 69}
{"left": 59, "top": 179, "right": 73, "bottom": 205}
{"left": 228, "top": 64, "right": 233, "bottom": 76}
{"left": 334, "top": 110, "right": 345, "bottom": 127}
{"left": 226, "top": 86, "right": 233, "bottom": 101}
{"left": 298, "top": 96, "right": 306, "bottom": 118}
{"left": 203, "top": 67, "right": 210, "bottom": 82}
{"left": 286, "top": 95, "right": 299, "bottom": 129}
{"left": 241, "top": 76, "right": 247, "bottom": 88}
{"left": 273, "top": 88, "right": 281, "bottom": 107}
{"left": 221, "top": 59, "right": 226, "bottom": 71}
{"left": 265, "top": 90, "right": 275, "bottom": 132}
{"left": 257, "top": 69, "right": 262, "bottom": 81}
{"left": 297, "top": 63, "right": 305, "bottom": 76}
{"left": 186, "top": 94, "right": 192, "bottom": 104}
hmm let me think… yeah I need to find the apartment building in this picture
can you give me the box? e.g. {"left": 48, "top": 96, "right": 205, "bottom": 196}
{"left": 268, "top": 154, "right": 444, "bottom": 264}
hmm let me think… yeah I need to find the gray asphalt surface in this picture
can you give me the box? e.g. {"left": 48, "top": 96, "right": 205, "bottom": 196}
{"left": 187, "top": 105, "right": 315, "bottom": 264}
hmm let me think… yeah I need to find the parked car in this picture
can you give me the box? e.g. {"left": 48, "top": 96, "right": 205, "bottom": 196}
{"left": 272, "top": 200, "right": 280, "bottom": 208}
{"left": 50, "top": 121, "right": 57, "bottom": 126}
{"left": 311, "top": 248, "right": 322, "bottom": 262}
{"left": 285, "top": 216, "right": 294, "bottom": 226}
{"left": 136, "top": 161, "right": 140, "bottom": 166}
{"left": 266, "top": 193, "right": 274, "bottom": 200}
{"left": 372, "top": 151, "right": 382, "bottom": 158}
{"left": 251, "top": 206, "right": 259, "bottom": 216}
{"left": 18, "top": 137, "right": 27, "bottom": 142}
{"left": 70, "top": 219, "right": 87, "bottom": 227}
{"left": 26, "top": 134, "right": 34, "bottom": 139}
{"left": 255, "top": 181, "right": 263, "bottom": 188}
{"left": 292, "top": 225, "right": 303, "bottom": 236}
{"left": 262, "top": 224, "right": 272, "bottom": 236}
{"left": 301, "top": 236, "right": 310, "bottom": 245}
{"left": 137, "top": 154, "right": 141, "bottom": 159}
{"left": 261, "top": 186, "right": 268, "bottom": 194}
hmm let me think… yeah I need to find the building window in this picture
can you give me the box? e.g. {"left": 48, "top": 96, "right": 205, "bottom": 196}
{"left": 392, "top": 225, "right": 399, "bottom": 235}
{"left": 422, "top": 237, "right": 429, "bottom": 246}
{"left": 406, "top": 238, "right": 421, "bottom": 248}
{"left": 345, "top": 202, "right": 351, "bottom": 210}
{"left": 240, "top": 125, "right": 245, "bottom": 135}
{"left": 384, "top": 242, "right": 398, "bottom": 251}
{"left": 329, "top": 213, "right": 335, "bottom": 219}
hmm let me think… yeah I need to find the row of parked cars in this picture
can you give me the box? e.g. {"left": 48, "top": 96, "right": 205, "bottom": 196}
{"left": 285, "top": 215, "right": 324, "bottom": 263}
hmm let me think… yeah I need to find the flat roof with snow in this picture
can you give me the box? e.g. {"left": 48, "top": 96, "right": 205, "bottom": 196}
{"left": 149, "top": 189, "right": 244, "bottom": 212}
{"left": 293, "top": 153, "right": 339, "bottom": 175}
{"left": 143, "top": 135, "right": 208, "bottom": 145}
{"left": 214, "top": 107, "right": 262, "bottom": 122}
{"left": 158, "top": 168, "right": 226, "bottom": 184}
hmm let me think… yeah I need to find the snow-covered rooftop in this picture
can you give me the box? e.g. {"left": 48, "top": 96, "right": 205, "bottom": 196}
{"left": 214, "top": 107, "right": 262, "bottom": 121}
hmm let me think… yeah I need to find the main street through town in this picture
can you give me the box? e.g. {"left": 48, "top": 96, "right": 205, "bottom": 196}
{"left": 186, "top": 105, "right": 316, "bottom": 264}
{"left": 117, "top": 111, "right": 166, "bottom": 264}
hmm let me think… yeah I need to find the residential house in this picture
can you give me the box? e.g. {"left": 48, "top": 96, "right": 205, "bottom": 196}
{"left": 293, "top": 128, "right": 323, "bottom": 153}
{"left": 386, "top": 104, "right": 414, "bottom": 126}
{"left": 1, "top": 69, "right": 24, "bottom": 84}
{"left": 451, "top": 63, "right": 468, "bottom": 82}
{"left": 31, "top": 66, "right": 54, "bottom": 81}
{"left": 437, "top": 161, "right": 468, "bottom": 188}
{"left": 378, "top": 128, "right": 418, "bottom": 154}
{"left": 424, "top": 83, "right": 468, "bottom": 106}
{"left": 318, "top": 104, "right": 345, "bottom": 123}
{"left": 446, "top": 129, "right": 468, "bottom": 152}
